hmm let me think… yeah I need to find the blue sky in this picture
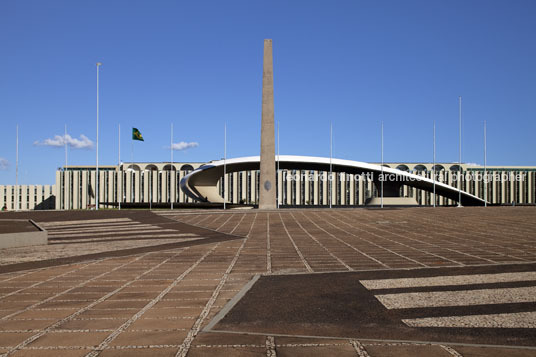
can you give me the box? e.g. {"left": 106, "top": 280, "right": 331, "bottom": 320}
{"left": 1, "top": 0, "right": 535, "bottom": 184}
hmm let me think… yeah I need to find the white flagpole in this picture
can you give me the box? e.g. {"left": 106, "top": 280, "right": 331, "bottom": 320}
{"left": 118, "top": 124, "right": 121, "bottom": 210}
{"left": 170, "top": 122, "right": 174, "bottom": 210}
{"left": 329, "top": 122, "right": 333, "bottom": 209}
{"left": 16, "top": 125, "right": 19, "bottom": 211}
{"left": 433, "top": 121, "right": 436, "bottom": 207}
{"left": 223, "top": 123, "right": 227, "bottom": 210}
{"left": 458, "top": 96, "right": 462, "bottom": 207}
{"left": 64, "top": 124, "right": 68, "bottom": 169}
{"left": 96, "top": 62, "right": 102, "bottom": 211}
{"left": 484, "top": 120, "right": 487, "bottom": 207}
{"left": 381, "top": 121, "right": 384, "bottom": 209}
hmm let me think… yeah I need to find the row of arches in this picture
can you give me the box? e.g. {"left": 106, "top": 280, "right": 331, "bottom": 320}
{"left": 385, "top": 164, "right": 462, "bottom": 172}
{"left": 123, "top": 164, "right": 196, "bottom": 172}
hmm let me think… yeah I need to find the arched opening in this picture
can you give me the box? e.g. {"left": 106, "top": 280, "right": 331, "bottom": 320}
{"left": 180, "top": 164, "right": 194, "bottom": 172}
{"left": 126, "top": 164, "right": 141, "bottom": 171}
{"left": 396, "top": 164, "right": 409, "bottom": 172}
{"left": 450, "top": 164, "right": 462, "bottom": 172}
{"left": 163, "top": 164, "right": 177, "bottom": 171}
{"left": 413, "top": 164, "right": 428, "bottom": 172}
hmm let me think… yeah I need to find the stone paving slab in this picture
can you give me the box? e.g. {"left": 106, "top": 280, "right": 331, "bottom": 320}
{"left": 0, "top": 208, "right": 534, "bottom": 356}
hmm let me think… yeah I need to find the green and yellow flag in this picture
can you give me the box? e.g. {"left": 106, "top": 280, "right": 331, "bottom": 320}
{"left": 132, "top": 128, "right": 144, "bottom": 141}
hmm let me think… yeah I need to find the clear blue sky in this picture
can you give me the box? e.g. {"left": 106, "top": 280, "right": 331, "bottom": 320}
{"left": 1, "top": 0, "right": 535, "bottom": 185}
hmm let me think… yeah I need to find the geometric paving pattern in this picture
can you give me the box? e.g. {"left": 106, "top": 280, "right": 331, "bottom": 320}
{"left": 209, "top": 263, "right": 536, "bottom": 347}
{"left": 0, "top": 207, "right": 534, "bottom": 356}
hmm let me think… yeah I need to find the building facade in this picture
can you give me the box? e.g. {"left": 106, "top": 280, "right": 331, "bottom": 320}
{"left": 0, "top": 185, "right": 56, "bottom": 210}
{"left": 2, "top": 161, "right": 533, "bottom": 211}
{"left": 51, "top": 161, "right": 536, "bottom": 209}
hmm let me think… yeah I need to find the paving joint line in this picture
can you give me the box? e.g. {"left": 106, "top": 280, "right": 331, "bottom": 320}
{"left": 175, "top": 235, "right": 249, "bottom": 357}
{"left": 266, "top": 335, "right": 277, "bottom": 357}
{"left": 351, "top": 339, "right": 371, "bottom": 357}
{"left": 291, "top": 212, "right": 353, "bottom": 271}
{"left": 278, "top": 212, "right": 313, "bottom": 273}
{"left": 3, "top": 249, "right": 188, "bottom": 357}
{"left": 85, "top": 244, "right": 219, "bottom": 356}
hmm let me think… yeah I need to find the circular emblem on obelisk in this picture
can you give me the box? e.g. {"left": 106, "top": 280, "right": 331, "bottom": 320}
{"left": 264, "top": 180, "right": 272, "bottom": 191}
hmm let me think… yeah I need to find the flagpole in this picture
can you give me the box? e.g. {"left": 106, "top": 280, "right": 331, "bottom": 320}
{"left": 381, "top": 121, "right": 384, "bottom": 209}
{"left": 484, "top": 120, "right": 487, "bottom": 207}
{"left": 118, "top": 124, "right": 121, "bottom": 210}
{"left": 131, "top": 131, "right": 133, "bottom": 204}
{"left": 433, "top": 121, "right": 436, "bottom": 208}
{"left": 458, "top": 96, "right": 462, "bottom": 207}
{"left": 170, "top": 122, "right": 174, "bottom": 210}
{"left": 223, "top": 123, "right": 227, "bottom": 210}
{"left": 64, "top": 124, "right": 68, "bottom": 169}
{"left": 16, "top": 125, "right": 19, "bottom": 212}
{"left": 329, "top": 122, "right": 332, "bottom": 209}
{"left": 96, "top": 62, "right": 102, "bottom": 211}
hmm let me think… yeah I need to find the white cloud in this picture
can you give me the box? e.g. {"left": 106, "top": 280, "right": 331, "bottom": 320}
{"left": 170, "top": 141, "right": 199, "bottom": 151}
{"left": 0, "top": 158, "right": 8, "bottom": 170}
{"left": 34, "top": 134, "right": 94, "bottom": 149}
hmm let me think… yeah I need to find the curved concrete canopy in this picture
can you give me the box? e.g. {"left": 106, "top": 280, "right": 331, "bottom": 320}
{"left": 180, "top": 155, "right": 486, "bottom": 206}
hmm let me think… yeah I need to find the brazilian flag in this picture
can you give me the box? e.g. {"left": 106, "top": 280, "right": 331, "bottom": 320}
{"left": 132, "top": 128, "right": 144, "bottom": 141}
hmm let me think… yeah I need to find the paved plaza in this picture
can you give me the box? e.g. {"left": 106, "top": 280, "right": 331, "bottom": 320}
{"left": 0, "top": 207, "right": 535, "bottom": 356}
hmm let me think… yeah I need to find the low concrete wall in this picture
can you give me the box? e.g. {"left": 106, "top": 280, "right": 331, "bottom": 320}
{"left": 0, "top": 220, "right": 48, "bottom": 249}
{"left": 366, "top": 197, "right": 419, "bottom": 206}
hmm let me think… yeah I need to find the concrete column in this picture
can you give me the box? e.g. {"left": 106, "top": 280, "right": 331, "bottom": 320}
{"left": 329, "top": 173, "right": 335, "bottom": 206}
{"left": 54, "top": 172, "right": 61, "bottom": 210}
{"left": 277, "top": 171, "right": 283, "bottom": 205}
{"left": 81, "top": 171, "right": 87, "bottom": 208}
{"left": 492, "top": 175, "right": 497, "bottom": 204}
{"left": 529, "top": 172, "right": 534, "bottom": 204}
{"left": 321, "top": 172, "right": 327, "bottom": 205}
{"left": 63, "top": 172, "right": 69, "bottom": 210}
{"left": 511, "top": 175, "right": 516, "bottom": 203}
{"left": 500, "top": 172, "right": 505, "bottom": 203}
{"left": 125, "top": 172, "right": 131, "bottom": 203}
{"left": 295, "top": 171, "right": 301, "bottom": 205}
{"left": 106, "top": 172, "right": 112, "bottom": 208}
{"left": 116, "top": 171, "right": 121, "bottom": 206}
{"left": 150, "top": 171, "right": 156, "bottom": 204}
{"left": 303, "top": 170, "right": 312, "bottom": 205}
{"left": 283, "top": 172, "right": 289, "bottom": 205}
{"left": 232, "top": 172, "right": 238, "bottom": 204}
{"left": 313, "top": 172, "right": 319, "bottom": 205}
{"left": 348, "top": 174, "right": 354, "bottom": 205}
{"left": 241, "top": 172, "right": 247, "bottom": 203}
{"left": 251, "top": 170, "right": 257, "bottom": 204}
{"left": 358, "top": 177, "right": 364, "bottom": 205}
{"left": 72, "top": 173, "right": 79, "bottom": 209}
{"left": 259, "top": 39, "right": 276, "bottom": 209}
{"left": 141, "top": 171, "right": 147, "bottom": 203}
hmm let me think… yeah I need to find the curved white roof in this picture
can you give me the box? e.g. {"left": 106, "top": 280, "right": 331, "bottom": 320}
{"left": 180, "top": 155, "right": 486, "bottom": 206}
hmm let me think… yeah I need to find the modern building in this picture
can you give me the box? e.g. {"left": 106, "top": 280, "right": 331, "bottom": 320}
{"left": 1, "top": 160, "right": 534, "bottom": 211}
{"left": 46, "top": 160, "right": 535, "bottom": 210}
{"left": 0, "top": 185, "right": 55, "bottom": 211}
